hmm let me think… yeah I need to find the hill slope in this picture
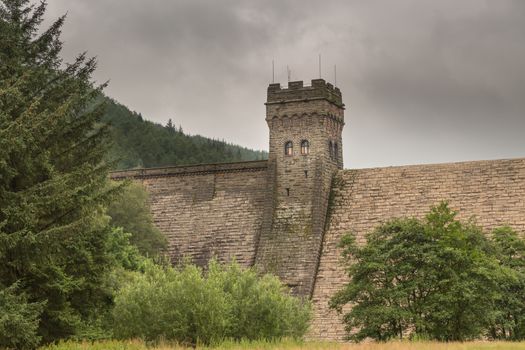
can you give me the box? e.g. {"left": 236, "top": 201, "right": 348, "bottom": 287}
{"left": 102, "top": 98, "right": 268, "bottom": 170}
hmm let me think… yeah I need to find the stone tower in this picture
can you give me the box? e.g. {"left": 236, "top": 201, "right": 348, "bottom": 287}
{"left": 256, "top": 79, "right": 345, "bottom": 297}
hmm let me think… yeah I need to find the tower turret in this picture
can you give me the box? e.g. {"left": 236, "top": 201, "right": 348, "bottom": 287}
{"left": 256, "top": 79, "right": 345, "bottom": 297}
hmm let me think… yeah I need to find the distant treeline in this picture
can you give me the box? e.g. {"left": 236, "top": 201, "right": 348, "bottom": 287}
{"left": 102, "top": 98, "right": 268, "bottom": 170}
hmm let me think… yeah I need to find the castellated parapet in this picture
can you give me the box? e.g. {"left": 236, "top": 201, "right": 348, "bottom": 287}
{"left": 267, "top": 79, "right": 344, "bottom": 108}
{"left": 110, "top": 79, "right": 525, "bottom": 341}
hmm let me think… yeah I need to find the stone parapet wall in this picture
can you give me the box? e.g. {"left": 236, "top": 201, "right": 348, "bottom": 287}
{"left": 310, "top": 158, "right": 525, "bottom": 340}
{"left": 111, "top": 160, "right": 268, "bottom": 179}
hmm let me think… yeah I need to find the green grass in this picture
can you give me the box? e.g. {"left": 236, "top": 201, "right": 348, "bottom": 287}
{"left": 39, "top": 339, "right": 525, "bottom": 350}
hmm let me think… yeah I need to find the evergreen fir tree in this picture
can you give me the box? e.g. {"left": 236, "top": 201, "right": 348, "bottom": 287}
{"left": 0, "top": 0, "right": 118, "bottom": 343}
{"left": 166, "top": 118, "right": 175, "bottom": 133}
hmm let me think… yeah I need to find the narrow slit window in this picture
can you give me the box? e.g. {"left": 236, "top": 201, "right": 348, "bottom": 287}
{"left": 285, "top": 141, "right": 293, "bottom": 156}
{"left": 286, "top": 188, "right": 290, "bottom": 196}
{"left": 328, "top": 141, "right": 334, "bottom": 159}
{"left": 304, "top": 170, "right": 308, "bottom": 178}
{"left": 334, "top": 142, "right": 338, "bottom": 161}
{"left": 301, "top": 140, "right": 309, "bottom": 155}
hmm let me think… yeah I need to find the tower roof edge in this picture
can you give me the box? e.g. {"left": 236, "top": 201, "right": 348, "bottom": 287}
{"left": 266, "top": 79, "right": 343, "bottom": 107}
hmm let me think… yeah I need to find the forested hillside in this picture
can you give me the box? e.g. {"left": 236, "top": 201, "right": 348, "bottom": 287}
{"left": 102, "top": 98, "right": 268, "bottom": 170}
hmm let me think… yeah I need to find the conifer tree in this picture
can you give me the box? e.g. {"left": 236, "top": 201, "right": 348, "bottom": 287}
{"left": 0, "top": 0, "right": 117, "bottom": 343}
{"left": 166, "top": 118, "right": 175, "bottom": 133}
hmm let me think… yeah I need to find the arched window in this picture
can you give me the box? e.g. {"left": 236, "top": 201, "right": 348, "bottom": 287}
{"left": 284, "top": 141, "right": 293, "bottom": 156}
{"left": 328, "top": 141, "right": 334, "bottom": 159}
{"left": 334, "top": 142, "right": 338, "bottom": 161}
{"left": 300, "top": 140, "right": 309, "bottom": 155}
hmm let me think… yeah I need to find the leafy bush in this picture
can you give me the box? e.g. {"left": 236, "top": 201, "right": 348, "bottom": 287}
{"left": 105, "top": 227, "right": 144, "bottom": 271}
{"left": 218, "top": 262, "right": 310, "bottom": 341}
{"left": 490, "top": 227, "right": 525, "bottom": 340}
{"left": 331, "top": 202, "right": 525, "bottom": 342}
{"left": 111, "top": 260, "right": 311, "bottom": 345}
{"left": 0, "top": 283, "right": 44, "bottom": 350}
{"left": 108, "top": 182, "right": 167, "bottom": 258}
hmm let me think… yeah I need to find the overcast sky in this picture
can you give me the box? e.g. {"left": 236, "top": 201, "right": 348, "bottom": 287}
{"left": 43, "top": 0, "right": 525, "bottom": 168}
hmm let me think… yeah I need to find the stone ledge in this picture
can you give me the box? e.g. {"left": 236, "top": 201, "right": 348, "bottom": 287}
{"left": 343, "top": 157, "right": 525, "bottom": 173}
{"left": 110, "top": 160, "right": 269, "bottom": 180}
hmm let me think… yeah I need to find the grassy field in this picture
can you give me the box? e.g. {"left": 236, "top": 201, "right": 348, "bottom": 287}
{"left": 39, "top": 339, "right": 525, "bottom": 350}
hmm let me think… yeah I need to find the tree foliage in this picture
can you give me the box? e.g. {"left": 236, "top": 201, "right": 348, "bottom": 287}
{"left": 112, "top": 260, "right": 311, "bottom": 346}
{"left": 107, "top": 181, "right": 167, "bottom": 258}
{"left": 0, "top": 0, "right": 119, "bottom": 343}
{"left": 490, "top": 226, "right": 525, "bottom": 340}
{"left": 102, "top": 98, "right": 268, "bottom": 170}
{"left": 330, "top": 202, "right": 525, "bottom": 342}
{"left": 0, "top": 283, "right": 44, "bottom": 349}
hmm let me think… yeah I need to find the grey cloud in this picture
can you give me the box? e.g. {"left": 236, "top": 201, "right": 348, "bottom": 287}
{"left": 42, "top": 0, "right": 525, "bottom": 168}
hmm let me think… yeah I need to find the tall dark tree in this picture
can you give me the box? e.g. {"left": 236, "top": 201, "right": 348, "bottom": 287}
{"left": 166, "top": 118, "right": 175, "bottom": 133}
{"left": 0, "top": 0, "right": 117, "bottom": 343}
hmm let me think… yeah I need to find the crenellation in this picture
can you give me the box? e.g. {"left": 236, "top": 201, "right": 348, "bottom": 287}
{"left": 266, "top": 79, "right": 344, "bottom": 108}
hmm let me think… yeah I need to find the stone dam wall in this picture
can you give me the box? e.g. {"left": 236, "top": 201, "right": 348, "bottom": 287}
{"left": 310, "top": 157, "right": 525, "bottom": 340}
{"left": 111, "top": 157, "right": 525, "bottom": 341}
{"left": 111, "top": 160, "right": 270, "bottom": 267}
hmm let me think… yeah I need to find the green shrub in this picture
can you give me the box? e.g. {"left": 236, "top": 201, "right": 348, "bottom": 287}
{"left": 107, "top": 182, "right": 167, "bottom": 258}
{"left": 490, "top": 227, "right": 525, "bottom": 340}
{"left": 105, "top": 227, "right": 144, "bottom": 271}
{"left": 111, "top": 260, "right": 311, "bottom": 345}
{"left": 216, "top": 261, "right": 310, "bottom": 340}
